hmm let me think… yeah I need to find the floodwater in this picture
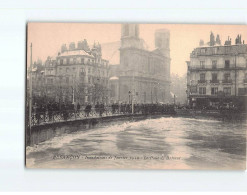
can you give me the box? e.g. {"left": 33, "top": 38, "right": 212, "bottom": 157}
{"left": 26, "top": 117, "right": 246, "bottom": 169}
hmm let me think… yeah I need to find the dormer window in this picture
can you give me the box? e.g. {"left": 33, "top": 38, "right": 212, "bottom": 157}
{"left": 201, "top": 49, "right": 206, "bottom": 54}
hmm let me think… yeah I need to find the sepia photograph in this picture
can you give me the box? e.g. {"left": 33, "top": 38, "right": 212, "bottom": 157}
{"left": 25, "top": 23, "right": 247, "bottom": 169}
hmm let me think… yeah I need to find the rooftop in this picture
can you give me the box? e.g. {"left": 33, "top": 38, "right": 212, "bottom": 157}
{"left": 59, "top": 49, "right": 94, "bottom": 58}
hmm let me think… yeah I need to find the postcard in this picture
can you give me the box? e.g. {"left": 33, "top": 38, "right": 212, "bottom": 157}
{"left": 26, "top": 23, "right": 247, "bottom": 169}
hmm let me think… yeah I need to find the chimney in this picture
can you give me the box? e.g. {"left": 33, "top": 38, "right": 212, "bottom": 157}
{"left": 199, "top": 39, "right": 204, "bottom": 46}
{"left": 69, "top": 42, "right": 75, "bottom": 50}
{"left": 216, "top": 34, "right": 221, "bottom": 45}
{"left": 61, "top": 44, "right": 67, "bottom": 53}
{"left": 210, "top": 32, "right": 215, "bottom": 46}
{"left": 224, "top": 36, "right": 232, "bottom": 46}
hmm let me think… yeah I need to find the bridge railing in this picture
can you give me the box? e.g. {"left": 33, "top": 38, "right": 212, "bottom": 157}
{"left": 27, "top": 105, "right": 176, "bottom": 127}
{"left": 28, "top": 106, "right": 117, "bottom": 126}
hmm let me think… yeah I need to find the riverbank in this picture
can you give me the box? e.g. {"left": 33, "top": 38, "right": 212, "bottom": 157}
{"left": 175, "top": 109, "right": 247, "bottom": 121}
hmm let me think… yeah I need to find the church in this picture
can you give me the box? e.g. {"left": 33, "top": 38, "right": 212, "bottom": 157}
{"left": 109, "top": 24, "right": 171, "bottom": 104}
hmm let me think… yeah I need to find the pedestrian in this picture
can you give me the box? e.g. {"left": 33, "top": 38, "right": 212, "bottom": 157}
{"left": 77, "top": 103, "right": 81, "bottom": 111}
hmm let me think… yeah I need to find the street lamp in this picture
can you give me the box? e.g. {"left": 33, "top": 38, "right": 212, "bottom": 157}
{"left": 128, "top": 90, "right": 131, "bottom": 104}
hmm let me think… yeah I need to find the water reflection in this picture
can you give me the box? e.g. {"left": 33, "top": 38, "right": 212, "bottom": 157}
{"left": 26, "top": 117, "right": 246, "bottom": 169}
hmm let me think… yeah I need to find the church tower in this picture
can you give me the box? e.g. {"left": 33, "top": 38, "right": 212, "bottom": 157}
{"left": 154, "top": 29, "right": 170, "bottom": 59}
{"left": 154, "top": 29, "right": 171, "bottom": 102}
{"left": 121, "top": 24, "right": 144, "bottom": 49}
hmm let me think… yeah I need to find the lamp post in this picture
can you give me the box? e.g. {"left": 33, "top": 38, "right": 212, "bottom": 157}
{"left": 128, "top": 91, "right": 131, "bottom": 104}
{"left": 234, "top": 53, "right": 237, "bottom": 97}
{"left": 132, "top": 70, "right": 134, "bottom": 114}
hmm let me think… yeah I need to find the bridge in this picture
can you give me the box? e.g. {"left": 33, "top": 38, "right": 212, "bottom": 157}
{"left": 27, "top": 104, "right": 176, "bottom": 127}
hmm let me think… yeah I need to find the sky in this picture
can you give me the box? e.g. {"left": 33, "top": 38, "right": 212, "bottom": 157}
{"left": 27, "top": 23, "right": 247, "bottom": 76}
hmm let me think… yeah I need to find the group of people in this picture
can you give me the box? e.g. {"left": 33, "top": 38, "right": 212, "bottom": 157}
{"left": 28, "top": 101, "right": 176, "bottom": 125}
{"left": 111, "top": 103, "right": 176, "bottom": 115}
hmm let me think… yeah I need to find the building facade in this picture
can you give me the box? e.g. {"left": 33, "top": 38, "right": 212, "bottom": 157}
{"left": 44, "top": 40, "right": 110, "bottom": 105}
{"left": 109, "top": 24, "right": 171, "bottom": 104}
{"left": 27, "top": 60, "right": 46, "bottom": 106}
{"left": 187, "top": 33, "right": 247, "bottom": 109}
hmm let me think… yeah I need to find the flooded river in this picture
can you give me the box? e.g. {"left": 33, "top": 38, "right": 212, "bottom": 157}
{"left": 26, "top": 116, "right": 246, "bottom": 169}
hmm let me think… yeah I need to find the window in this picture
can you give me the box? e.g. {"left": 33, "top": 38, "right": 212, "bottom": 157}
{"left": 190, "top": 86, "right": 197, "bottom": 93}
{"left": 201, "top": 49, "right": 206, "bottom": 54}
{"left": 212, "top": 47, "right": 217, "bottom": 54}
{"left": 225, "top": 46, "right": 231, "bottom": 53}
{"left": 73, "top": 67, "right": 76, "bottom": 71}
{"left": 224, "top": 73, "right": 230, "bottom": 81}
{"left": 200, "top": 61, "right": 205, "bottom": 69}
{"left": 212, "top": 73, "right": 217, "bottom": 81}
{"left": 200, "top": 73, "right": 205, "bottom": 81}
{"left": 238, "top": 88, "right": 247, "bottom": 95}
{"left": 88, "top": 68, "right": 91, "bottom": 74}
{"left": 223, "top": 87, "right": 231, "bottom": 96}
{"left": 66, "top": 77, "right": 69, "bottom": 84}
{"left": 47, "top": 78, "right": 53, "bottom": 84}
{"left": 60, "top": 59, "right": 63, "bottom": 65}
{"left": 66, "top": 68, "right": 69, "bottom": 73}
{"left": 80, "top": 69, "right": 85, "bottom": 77}
{"left": 47, "top": 69, "right": 53, "bottom": 75}
{"left": 124, "top": 57, "right": 129, "bottom": 67}
{"left": 73, "top": 58, "right": 76, "bottom": 64}
{"left": 212, "top": 60, "right": 217, "bottom": 69}
{"left": 199, "top": 87, "right": 206, "bottom": 95}
{"left": 81, "top": 58, "right": 84, "bottom": 64}
{"left": 225, "top": 60, "right": 230, "bottom": 68}
{"left": 211, "top": 87, "right": 218, "bottom": 95}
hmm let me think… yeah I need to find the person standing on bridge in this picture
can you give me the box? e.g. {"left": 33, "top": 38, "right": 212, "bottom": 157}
{"left": 77, "top": 103, "right": 81, "bottom": 112}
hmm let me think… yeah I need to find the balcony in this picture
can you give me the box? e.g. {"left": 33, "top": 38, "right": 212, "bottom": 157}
{"left": 222, "top": 79, "right": 232, "bottom": 84}
{"left": 210, "top": 80, "right": 219, "bottom": 84}
{"left": 198, "top": 80, "right": 206, "bottom": 84}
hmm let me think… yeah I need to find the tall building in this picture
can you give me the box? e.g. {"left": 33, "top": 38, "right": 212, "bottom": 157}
{"left": 109, "top": 24, "right": 171, "bottom": 104}
{"left": 187, "top": 33, "right": 247, "bottom": 109}
{"left": 27, "top": 60, "right": 45, "bottom": 98}
{"left": 44, "top": 40, "right": 110, "bottom": 105}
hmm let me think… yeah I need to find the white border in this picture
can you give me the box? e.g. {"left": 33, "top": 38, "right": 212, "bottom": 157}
{"left": 0, "top": 0, "right": 247, "bottom": 192}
